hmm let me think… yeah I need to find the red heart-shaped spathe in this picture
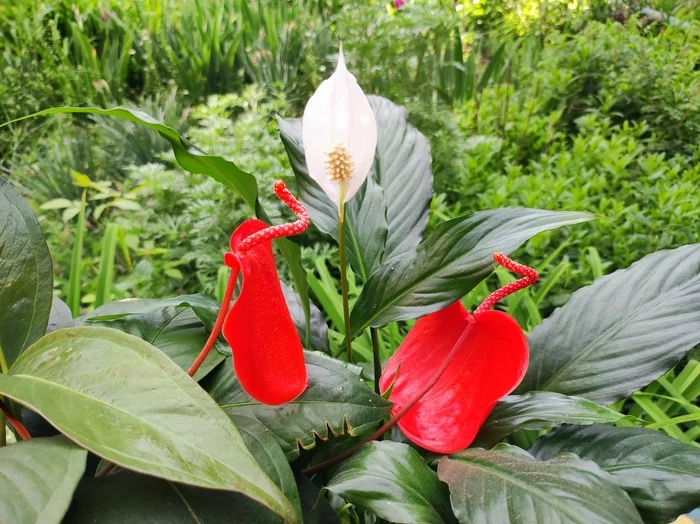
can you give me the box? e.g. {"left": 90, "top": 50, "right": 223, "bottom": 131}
{"left": 379, "top": 301, "right": 528, "bottom": 453}
{"left": 222, "top": 218, "right": 308, "bottom": 405}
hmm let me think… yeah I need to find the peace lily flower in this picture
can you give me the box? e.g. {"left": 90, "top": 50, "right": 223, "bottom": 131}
{"left": 302, "top": 47, "right": 377, "bottom": 208}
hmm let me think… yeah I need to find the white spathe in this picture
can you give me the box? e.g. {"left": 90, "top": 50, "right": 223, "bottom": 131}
{"left": 302, "top": 48, "right": 377, "bottom": 207}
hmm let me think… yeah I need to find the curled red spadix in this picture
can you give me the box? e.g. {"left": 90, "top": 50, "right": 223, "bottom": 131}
{"left": 221, "top": 181, "right": 310, "bottom": 405}
{"left": 379, "top": 253, "right": 537, "bottom": 454}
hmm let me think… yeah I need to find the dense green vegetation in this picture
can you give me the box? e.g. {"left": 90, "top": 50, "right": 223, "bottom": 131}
{"left": 2, "top": 0, "right": 700, "bottom": 449}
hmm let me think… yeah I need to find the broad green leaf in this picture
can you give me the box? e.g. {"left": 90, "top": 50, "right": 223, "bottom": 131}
{"left": 0, "top": 178, "right": 53, "bottom": 371}
{"left": 65, "top": 471, "right": 339, "bottom": 524}
{"left": 529, "top": 424, "right": 700, "bottom": 523}
{"left": 518, "top": 244, "right": 700, "bottom": 405}
{"left": 281, "top": 283, "right": 329, "bottom": 353}
{"left": 351, "top": 208, "right": 592, "bottom": 333}
{"left": 0, "top": 327, "right": 299, "bottom": 523}
{"left": 325, "top": 441, "right": 457, "bottom": 524}
{"left": 474, "top": 391, "right": 624, "bottom": 447}
{"left": 47, "top": 296, "right": 73, "bottom": 334}
{"left": 438, "top": 445, "right": 643, "bottom": 524}
{"left": 205, "top": 351, "right": 392, "bottom": 460}
{"left": 235, "top": 416, "right": 302, "bottom": 517}
{"left": 0, "top": 107, "right": 310, "bottom": 352}
{"left": 81, "top": 300, "right": 226, "bottom": 381}
{"left": 0, "top": 435, "right": 86, "bottom": 524}
{"left": 295, "top": 472, "right": 342, "bottom": 524}
{"left": 278, "top": 117, "right": 388, "bottom": 281}
{"left": 369, "top": 96, "right": 433, "bottom": 260}
{"left": 65, "top": 471, "right": 282, "bottom": 523}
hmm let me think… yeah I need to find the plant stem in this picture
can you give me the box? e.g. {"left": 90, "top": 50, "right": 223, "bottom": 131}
{"left": 303, "top": 322, "right": 475, "bottom": 475}
{"left": 187, "top": 269, "right": 237, "bottom": 377}
{"left": 95, "top": 462, "right": 116, "bottom": 477}
{"left": 371, "top": 328, "right": 382, "bottom": 394}
{"left": 338, "top": 186, "right": 353, "bottom": 363}
{"left": 0, "top": 400, "right": 31, "bottom": 441}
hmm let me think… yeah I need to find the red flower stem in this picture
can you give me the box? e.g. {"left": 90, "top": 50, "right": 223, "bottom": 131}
{"left": 187, "top": 269, "right": 238, "bottom": 377}
{"left": 236, "top": 181, "right": 310, "bottom": 253}
{"left": 0, "top": 400, "right": 31, "bottom": 440}
{"left": 473, "top": 252, "right": 539, "bottom": 317}
{"left": 302, "top": 321, "right": 476, "bottom": 475}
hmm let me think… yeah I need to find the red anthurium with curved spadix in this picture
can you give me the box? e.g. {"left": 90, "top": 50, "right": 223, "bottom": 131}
{"left": 379, "top": 252, "right": 537, "bottom": 454}
{"left": 187, "top": 181, "right": 310, "bottom": 405}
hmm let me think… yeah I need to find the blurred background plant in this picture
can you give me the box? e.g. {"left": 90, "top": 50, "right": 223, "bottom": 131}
{"left": 1, "top": 0, "right": 699, "bottom": 441}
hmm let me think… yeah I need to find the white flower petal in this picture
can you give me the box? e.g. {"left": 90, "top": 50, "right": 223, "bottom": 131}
{"left": 302, "top": 48, "right": 377, "bottom": 207}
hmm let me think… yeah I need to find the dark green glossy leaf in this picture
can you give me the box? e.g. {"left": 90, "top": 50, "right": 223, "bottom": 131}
{"left": 81, "top": 299, "right": 226, "bottom": 381}
{"left": 474, "top": 391, "right": 623, "bottom": 447}
{"left": 518, "top": 244, "right": 700, "bottom": 405}
{"left": 66, "top": 471, "right": 338, "bottom": 524}
{"left": 205, "top": 351, "right": 392, "bottom": 461}
{"left": 0, "top": 436, "right": 86, "bottom": 524}
{"left": 281, "top": 283, "right": 329, "bottom": 353}
{"left": 368, "top": 96, "right": 433, "bottom": 260}
{"left": 0, "top": 177, "right": 53, "bottom": 370}
{"left": 235, "top": 415, "right": 302, "bottom": 517}
{"left": 1, "top": 107, "right": 310, "bottom": 356}
{"left": 438, "top": 444, "right": 642, "bottom": 524}
{"left": 351, "top": 208, "right": 592, "bottom": 333}
{"left": 0, "top": 327, "right": 299, "bottom": 523}
{"left": 529, "top": 424, "right": 700, "bottom": 523}
{"left": 47, "top": 296, "right": 73, "bottom": 334}
{"left": 326, "top": 441, "right": 457, "bottom": 524}
{"left": 65, "top": 471, "right": 283, "bottom": 524}
{"left": 295, "top": 473, "right": 341, "bottom": 524}
{"left": 278, "top": 117, "right": 388, "bottom": 281}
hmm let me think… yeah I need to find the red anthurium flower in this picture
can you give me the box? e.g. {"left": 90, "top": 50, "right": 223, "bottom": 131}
{"left": 378, "top": 253, "right": 537, "bottom": 454}
{"left": 220, "top": 181, "right": 310, "bottom": 405}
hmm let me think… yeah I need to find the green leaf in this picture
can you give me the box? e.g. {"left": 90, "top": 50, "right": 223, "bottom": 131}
{"left": 475, "top": 391, "right": 624, "bottom": 447}
{"left": 278, "top": 117, "right": 388, "bottom": 281}
{"left": 0, "top": 178, "right": 53, "bottom": 371}
{"left": 47, "top": 296, "right": 73, "bottom": 334}
{"left": 0, "top": 436, "right": 86, "bottom": 524}
{"left": 369, "top": 96, "right": 433, "bottom": 260}
{"left": 518, "top": 244, "right": 700, "bottom": 405}
{"left": 94, "top": 224, "right": 120, "bottom": 308}
{"left": 235, "top": 416, "right": 302, "bottom": 517}
{"left": 1, "top": 107, "right": 310, "bottom": 353}
{"left": 281, "top": 283, "right": 329, "bottom": 353}
{"left": 205, "top": 351, "right": 392, "bottom": 461}
{"left": 438, "top": 444, "right": 643, "bottom": 524}
{"left": 325, "top": 441, "right": 457, "bottom": 524}
{"left": 351, "top": 208, "right": 592, "bottom": 334}
{"left": 65, "top": 471, "right": 339, "bottom": 524}
{"left": 81, "top": 300, "right": 226, "bottom": 381}
{"left": 0, "top": 327, "right": 299, "bottom": 523}
{"left": 529, "top": 424, "right": 700, "bottom": 523}
{"left": 67, "top": 192, "right": 86, "bottom": 317}
{"left": 65, "top": 471, "right": 284, "bottom": 523}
